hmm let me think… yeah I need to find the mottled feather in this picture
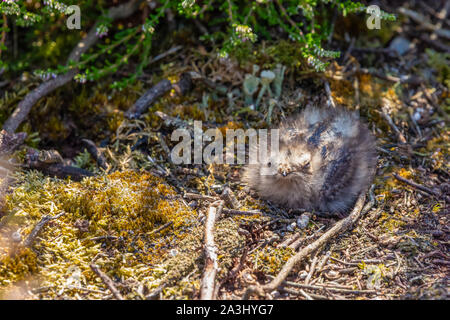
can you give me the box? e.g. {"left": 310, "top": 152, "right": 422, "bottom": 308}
{"left": 242, "top": 106, "right": 377, "bottom": 216}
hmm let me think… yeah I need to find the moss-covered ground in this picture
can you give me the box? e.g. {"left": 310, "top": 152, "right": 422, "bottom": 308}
{"left": 0, "top": 1, "right": 448, "bottom": 300}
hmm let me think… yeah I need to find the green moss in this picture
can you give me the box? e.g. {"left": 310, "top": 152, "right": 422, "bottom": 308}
{"left": 250, "top": 246, "right": 294, "bottom": 275}
{"left": 0, "top": 170, "right": 198, "bottom": 298}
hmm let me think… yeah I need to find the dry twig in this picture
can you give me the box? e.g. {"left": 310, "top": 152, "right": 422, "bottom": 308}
{"left": 125, "top": 72, "right": 192, "bottom": 119}
{"left": 398, "top": 7, "right": 450, "bottom": 40}
{"left": 323, "top": 79, "right": 336, "bottom": 108}
{"left": 23, "top": 211, "right": 66, "bottom": 247}
{"left": 147, "top": 221, "right": 173, "bottom": 236}
{"left": 200, "top": 201, "right": 223, "bottom": 300}
{"left": 242, "top": 189, "right": 373, "bottom": 299}
{"left": 393, "top": 173, "right": 448, "bottom": 201}
{"left": 90, "top": 264, "right": 124, "bottom": 300}
{"left": 220, "top": 187, "right": 241, "bottom": 209}
{"left": 275, "top": 277, "right": 377, "bottom": 295}
{"left": 82, "top": 139, "right": 109, "bottom": 170}
{"left": 380, "top": 100, "right": 407, "bottom": 144}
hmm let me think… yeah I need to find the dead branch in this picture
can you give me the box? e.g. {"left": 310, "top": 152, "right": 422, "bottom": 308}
{"left": 419, "top": 34, "right": 450, "bottom": 53}
{"left": 289, "top": 225, "right": 325, "bottom": 250}
{"left": 200, "top": 201, "right": 223, "bottom": 300}
{"left": 222, "top": 208, "right": 262, "bottom": 216}
{"left": 323, "top": 79, "right": 336, "bottom": 108}
{"left": 28, "top": 162, "right": 94, "bottom": 181}
{"left": 147, "top": 221, "right": 173, "bottom": 236}
{"left": 393, "top": 173, "right": 447, "bottom": 201}
{"left": 124, "top": 72, "right": 192, "bottom": 119}
{"left": 148, "top": 45, "right": 183, "bottom": 65}
{"left": 184, "top": 192, "right": 218, "bottom": 201}
{"left": 220, "top": 187, "right": 241, "bottom": 209}
{"left": 358, "top": 68, "right": 421, "bottom": 85}
{"left": 242, "top": 189, "right": 373, "bottom": 299}
{"left": 82, "top": 139, "right": 109, "bottom": 170}
{"left": 86, "top": 235, "right": 119, "bottom": 242}
{"left": 420, "top": 84, "right": 450, "bottom": 123}
{"left": 304, "top": 253, "right": 318, "bottom": 285}
{"left": 278, "top": 232, "right": 302, "bottom": 248}
{"left": 273, "top": 276, "right": 377, "bottom": 295}
{"left": 125, "top": 79, "right": 172, "bottom": 119}
{"left": 380, "top": 100, "right": 407, "bottom": 144}
{"left": 90, "top": 264, "right": 124, "bottom": 300}
{"left": 188, "top": 71, "right": 228, "bottom": 95}
{"left": 156, "top": 132, "right": 172, "bottom": 160}
{"left": 316, "top": 250, "right": 332, "bottom": 272}
{"left": 23, "top": 211, "right": 66, "bottom": 247}
{"left": 398, "top": 7, "right": 450, "bottom": 40}
{"left": 280, "top": 287, "right": 327, "bottom": 300}
{"left": 145, "top": 283, "right": 167, "bottom": 300}
{"left": 2, "top": 0, "right": 141, "bottom": 133}
{"left": 155, "top": 110, "right": 193, "bottom": 133}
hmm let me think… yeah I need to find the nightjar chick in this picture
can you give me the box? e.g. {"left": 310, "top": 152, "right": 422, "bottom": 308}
{"left": 243, "top": 107, "right": 377, "bottom": 216}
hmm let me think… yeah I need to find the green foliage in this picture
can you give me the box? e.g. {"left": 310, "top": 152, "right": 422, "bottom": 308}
{"left": 0, "top": 1, "right": 395, "bottom": 88}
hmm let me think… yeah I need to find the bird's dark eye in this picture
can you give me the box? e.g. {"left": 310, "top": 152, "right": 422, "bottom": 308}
{"left": 303, "top": 162, "right": 310, "bottom": 169}
{"left": 267, "top": 162, "right": 272, "bottom": 167}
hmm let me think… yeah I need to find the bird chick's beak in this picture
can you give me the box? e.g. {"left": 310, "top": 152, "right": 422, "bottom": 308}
{"left": 278, "top": 164, "right": 291, "bottom": 177}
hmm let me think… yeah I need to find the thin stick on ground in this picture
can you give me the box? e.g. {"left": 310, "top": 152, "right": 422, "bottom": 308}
{"left": 27, "top": 162, "right": 94, "bottom": 181}
{"left": 222, "top": 208, "right": 262, "bottom": 216}
{"left": 145, "top": 283, "right": 167, "bottom": 300}
{"left": 220, "top": 187, "right": 241, "bottom": 209}
{"left": 323, "top": 79, "right": 336, "bottom": 108}
{"left": 23, "top": 211, "right": 66, "bottom": 247}
{"left": 305, "top": 253, "right": 318, "bottom": 285}
{"left": 380, "top": 100, "right": 407, "bottom": 144}
{"left": 148, "top": 45, "right": 182, "bottom": 65}
{"left": 124, "top": 72, "right": 192, "bottom": 119}
{"left": 2, "top": 0, "right": 141, "bottom": 133}
{"left": 82, "top": 139, "right": 109, "bottom": 170}
{"left": 147, "top": 221, "right": 173, "bottom": 236}
{"left": 281, "top": 287, "right": 327, "bottom": 300}
{"left": 200, "top": 201, "right": 223, "bottom": 300}
{"left": 184, "top": 192, "right": 218, "bottom": 201}
{"left": 393, "top": 173, "right": 447, "bottom": 201}
{"left": 398, "top": 7, "right": 450, "bottom": 40}
{"left": 316, "top": 250, "right": 332, "bottom": 272}
{"left": 273, "top": 277, "right": 377, "bottom": 295}
{"left": 242, "top": 189, "right": 374, "bottom": 299}
{"left": 358, "top": 68, "right": 421, "bottom": 85}
{"left": 90, "top": 264, "right": 124, "bottom": 300}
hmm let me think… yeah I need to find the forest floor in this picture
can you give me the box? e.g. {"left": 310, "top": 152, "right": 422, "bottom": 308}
{"left": 0, "top": 0, "right": 448, "bottom": 299}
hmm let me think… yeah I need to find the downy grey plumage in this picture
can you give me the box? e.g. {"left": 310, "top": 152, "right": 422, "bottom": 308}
{"left": 243, "top": 107, "right": 377, "bottom": 216}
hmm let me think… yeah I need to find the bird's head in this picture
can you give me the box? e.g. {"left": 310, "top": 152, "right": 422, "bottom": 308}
{"left": 259, "top": 143, "right": 313, "bottom": 182}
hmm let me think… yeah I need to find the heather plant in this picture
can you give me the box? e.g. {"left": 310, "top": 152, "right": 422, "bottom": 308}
{"left": 0, "top": 0, "right": 395, "bottom": 90}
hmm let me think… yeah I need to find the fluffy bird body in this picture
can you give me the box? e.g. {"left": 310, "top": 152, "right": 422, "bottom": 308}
{"left": 243, "top": 107, "right": 377, "bottom": 216}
